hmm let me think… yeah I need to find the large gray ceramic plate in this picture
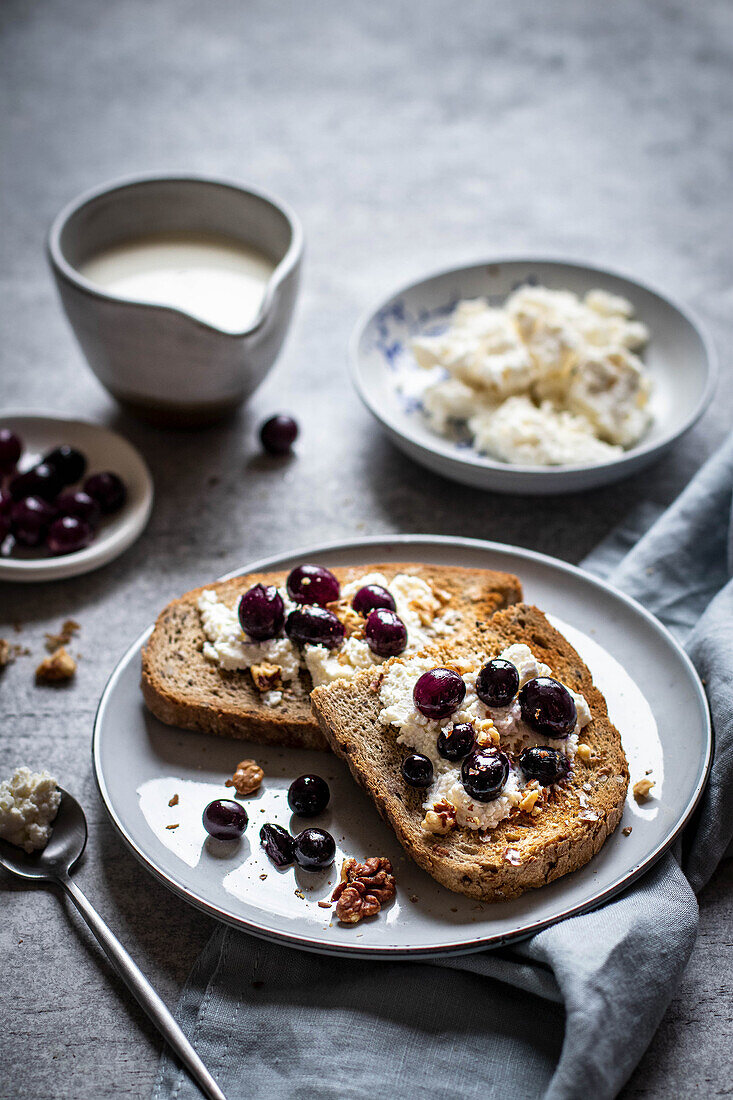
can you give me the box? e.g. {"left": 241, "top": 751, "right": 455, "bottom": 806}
{"left": 351, "top": 258, "right": 716, "bottom": 494}
{"left": 93, "top": 536, "right": 711, "bottom": 958}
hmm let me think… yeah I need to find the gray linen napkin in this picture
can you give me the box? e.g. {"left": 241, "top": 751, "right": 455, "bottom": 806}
{"left": 153, "top": 434, "right": 733, "bottom": 1100}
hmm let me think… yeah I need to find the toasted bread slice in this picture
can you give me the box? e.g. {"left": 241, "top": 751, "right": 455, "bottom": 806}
{"left": 311, "top": 604, "right": 629, "bottom": 900}
{"left": 141, "top": 563, "right": 521, "bottom": 751}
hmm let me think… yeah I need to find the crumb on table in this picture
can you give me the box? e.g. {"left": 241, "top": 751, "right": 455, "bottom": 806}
{"left": 44, "top": 619, "right": 80, "bottom": 653}
{"left": 35, "top": 647, "right": 76, "bottom": 684}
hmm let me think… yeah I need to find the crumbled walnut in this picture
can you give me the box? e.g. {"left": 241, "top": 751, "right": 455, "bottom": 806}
{"left": 317, "top": 900, "right": 332, "bottom": 908}
{"left": 622, "top": 826, "right": 633, "bottom": 836}
{"left": 168, "top": 794, "right": 179, "bottom": 807}
{"left": 331, "top": 857, "right": 396, "bottom": 925}
{"left": 35, "top": 647, "right": 76, "bottom": 684}
{"left": 44, "top": 619, "right": 80, "bottom": 653}
{"left": 445, "top": 657, "right": 475, "bottom": 675}
{"left": 166, "top": 823, "right": 179, "bottom": 830}
{"left": 410, "top": 593, "right": 439, "bottom": 627}
{"left": 226, "top": 759, "right": 264, "bottom": 796}
{"left": 422, "top": 799, "right": 457, "bottom": 835}
{"left": 0, "top": 639, "right": 10, "bottom": 668}
{"left": 475, "top": 717, "right": 499, "bottom": 747}
{"left": 633, "top": 778, "right": 655, "bottom": 802}
{"left": 250, "top": 662, "right": 282, "bottom": 692}
{"left": 341, "top": 607, "right": 366, "bottom": 637}
{"left": 519, "top": 788, "right": 540, "bottom": 813}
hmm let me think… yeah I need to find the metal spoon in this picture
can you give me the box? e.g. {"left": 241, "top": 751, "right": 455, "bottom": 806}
{"left": 0, "top": 789, "right": 227, "bottom": 1100}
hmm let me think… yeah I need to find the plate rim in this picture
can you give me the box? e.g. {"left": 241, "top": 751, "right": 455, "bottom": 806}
{"left": 349, "top": 254, "right": 718, "bottom": 477}
{"left": 92, "top": 533, "right": 712, "bottom": 959}
{"left": 0, "top": 409, "right": 154, "bottom": 582}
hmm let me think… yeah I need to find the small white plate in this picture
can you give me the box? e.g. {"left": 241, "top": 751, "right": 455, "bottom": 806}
{"left": 93, "top": 535, "right": 711, "bottom": 959}
{"left": 351, "top": 258, "right": 717, "bottom": 494}
{"left": 0, "top": 412, "right": 153, "bottom": 582}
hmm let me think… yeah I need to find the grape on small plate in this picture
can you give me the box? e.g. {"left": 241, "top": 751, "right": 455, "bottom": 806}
{"left": 0, "top": 413, "right": 153, "bottom": 582}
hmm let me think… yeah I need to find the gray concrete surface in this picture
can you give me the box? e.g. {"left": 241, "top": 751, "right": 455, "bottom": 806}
{"left": 1, "top": 1, "right": 732, "bottom": 1096}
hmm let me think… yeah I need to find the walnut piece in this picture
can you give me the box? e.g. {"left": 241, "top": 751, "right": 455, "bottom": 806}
{"left": 35, "top": 647, "right": 76, "bottom": 684}
{"left": 519, "top": 788, "right": 540, "bottom": 813}
{"left": 422, "top": 798, "right": 457, "bottom": 835}
{"left": 340, "top": 607, "right": 366, "bottom": 638}
{"left": 475, "top": 718, "right": 499, "bottom": 747}
{"left": 331, "top": 857, "right": 396, "bottom": 925}
{"left": 0, "top": 639, "right": 10, "bottom": 668}
{"left": 633, "top": 777, "right": 655, "bottom": 802}
{"left": 250, "top": 662, "right": 282, "bottom": 692}
{"left": 226, "top": 759, "right": 264, "bottom": 796}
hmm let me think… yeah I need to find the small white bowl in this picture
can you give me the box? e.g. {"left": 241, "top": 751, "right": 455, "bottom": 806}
{"left": 0, "top": 413, "right": 153, "bottom": 582}
{"left": 351, "top": 257, "right": 717, "bottom": 494}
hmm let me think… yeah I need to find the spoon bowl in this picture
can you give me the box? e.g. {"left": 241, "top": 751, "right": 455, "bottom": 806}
{"left": 0, "top": 789, "right": 86, "bottom": 883}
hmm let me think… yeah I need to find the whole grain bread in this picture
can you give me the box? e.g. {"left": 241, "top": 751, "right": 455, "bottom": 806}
{"left": 141, "top": 563, "right": 521, "bottom": 750}
{"left": 310, "top": 603, "right": 629, "bottom": 900}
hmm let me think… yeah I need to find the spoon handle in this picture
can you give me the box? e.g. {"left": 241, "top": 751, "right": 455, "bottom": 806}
{"left": 60, "top": 875, "right": 227, "bottom": 1100}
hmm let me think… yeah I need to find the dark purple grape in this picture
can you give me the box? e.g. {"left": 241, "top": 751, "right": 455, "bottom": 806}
{"left": 293, "top": 827, "right": 335, "bottom": 871}
{"left": 401, "top": 752, "right": 434, "bottom": 788}
{"left": 461, "top": 749, "right": 510, "bottom": 802}
{"left": 519, "top": 746, "right": 570, "bottom": 786}
{"left": 84, "top": 471, "right": 126, "bottom": 515}
{"left": 285, "top": 605, "right": 345, "bottom": 649}
{"left": 47, "top": 516, "right": 94, "bottom": 556}
{"left": 202, "top": 799, "right": 248, "bottom": 840}
{"left": 413, "top": 667, "right": 466, "bottom": 720}
{"left": 0, "top": 429, "right": 22, "bottom": 474}
{"left": 0, "top": 491, "right": 10, "bottom": 541}
{"left": 437, "top": 722, "right": 475, "bottom": 762}
{"left": 286, "top": 563, "right": 340, "bottom": 606}
{"left": 55, "top": 490, "right": 101, "bottom": 527}
{"left": 43, "top": 445, "right": 87, "bottom": 486}
{"left": 9, "top": 463, "right": 61, "bottom": 502}
{"left": 352, "top": 584, "right": 396, "bottom": 615}
{"left": 476, "top": 659, "right": 520, "bottom": 708}
{"left": 259, "top": 822, "right": 295, "bottom": 867}
{"left": 365, "top": 608, "right": 407, "bottom": 657}
{"left": 260, "top": 414, "right": 298, "bottom": 456}
{"left": 518, "top": 677, "right": 577, "bottom": 739}
{"left": 11, "top": 496, "right": 56, "bottom": 547}
{"left": 287, "top": 774, "right": 330, "bottom": 817}
{"left": 238, "top": 583, "right": 285, "bottom": 640}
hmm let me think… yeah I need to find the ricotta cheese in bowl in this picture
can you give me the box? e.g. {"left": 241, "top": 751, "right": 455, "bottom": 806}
{"left": 413, "top": 285, "right": 652, "bottom": 466}
{"left": 0, "top": 767, "right": 61, "bottom": 853}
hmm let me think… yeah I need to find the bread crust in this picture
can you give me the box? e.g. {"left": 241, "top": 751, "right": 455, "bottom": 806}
{"left": 311, "top": 604, "right": 629, "bottom": 900}
{"left": 141, "top": 563, "right": 522, "bottom": 750}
